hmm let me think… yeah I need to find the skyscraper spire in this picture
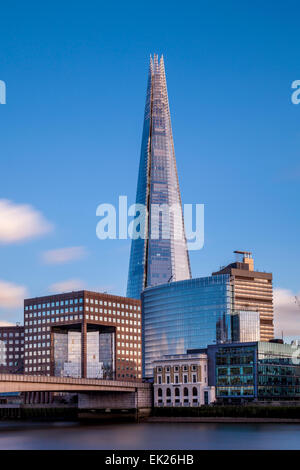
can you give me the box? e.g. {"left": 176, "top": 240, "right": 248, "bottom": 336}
{"left": 127, "top": 55, "right": 191, "bottom": 299}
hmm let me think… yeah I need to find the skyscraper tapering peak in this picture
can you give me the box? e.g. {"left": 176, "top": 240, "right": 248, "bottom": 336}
{"left": 149, "top": 53, "right": 165, "bottom": 72}
{"left": 127, "top": 55, "right": 191, "bottom": 299}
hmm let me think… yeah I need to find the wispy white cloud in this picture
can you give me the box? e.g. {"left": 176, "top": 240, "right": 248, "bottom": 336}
{"left": 41, "top": 246, "right": 88, "bottom": 265}
{"left": 48, "top": 279, "right": 85, "bottom": 293}
{"left": 274, "top": 288, "right": 300, "bottom": 337}
{"left": 0, "top": 199, "right": 53, "bottom": 244}
{"left": 0, "top": 280, "right": 28, "bottom": 308}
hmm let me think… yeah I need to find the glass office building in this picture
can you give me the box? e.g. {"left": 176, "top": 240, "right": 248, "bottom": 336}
{"left": 208, "top": 341, "right": 300, "bottom": 401}
{"left": 54, "top": 330, "right": 81, "bottom": 378}
{"left": 232, "top": 310, "right": 260, "bottom": 342}
{"left": 141, "top": 275, "right": 233, "bottom": 377}
{"left": 53, "top": 330, "right": 110, "bottom": 379}
{"left": 127, "top": 54, "right": 191, "bottom": 300}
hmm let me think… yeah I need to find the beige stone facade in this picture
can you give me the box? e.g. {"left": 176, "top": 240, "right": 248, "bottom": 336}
{"left": 153, "top": 353, "right": 215, "bottom": 407}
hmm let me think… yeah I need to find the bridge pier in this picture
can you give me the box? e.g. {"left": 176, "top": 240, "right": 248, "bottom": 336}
{"left": 78, "top": 387, "right": 152, "bottom": 421}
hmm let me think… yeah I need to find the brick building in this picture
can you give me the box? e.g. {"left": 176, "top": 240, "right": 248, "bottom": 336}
{"left": 0, "top": 324, "right": 24, "bottom": 374}
{"left": 24, "top": 291, "right": 142, "bottom": 381}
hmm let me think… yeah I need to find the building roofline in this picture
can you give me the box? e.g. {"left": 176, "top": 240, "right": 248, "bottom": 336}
{"left": 24, "top": 290, "right": 141, "bottom": 304}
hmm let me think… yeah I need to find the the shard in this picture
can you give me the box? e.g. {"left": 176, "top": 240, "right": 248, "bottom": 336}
{"left": 127, "top": 54, "right": 191, "bottom": 299}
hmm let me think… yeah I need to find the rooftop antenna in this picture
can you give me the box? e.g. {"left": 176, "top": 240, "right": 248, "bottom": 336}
{"left": 168, "top": 274, "right": 174, "bottom": 283}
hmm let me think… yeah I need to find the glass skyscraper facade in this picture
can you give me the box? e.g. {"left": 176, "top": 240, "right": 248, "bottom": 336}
{"left": 141, "top": 275, "right": 233, "bottom": 377}
{"left": 127, "top": 54, "right": 191, "bottom": 300}
{"left": 232, "top": 310, "right": 260, "bottom": 342}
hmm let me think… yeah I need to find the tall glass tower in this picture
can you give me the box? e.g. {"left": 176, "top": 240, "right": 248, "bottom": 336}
{"left": 127, "top": 54, "right": 191, "bottom": 299}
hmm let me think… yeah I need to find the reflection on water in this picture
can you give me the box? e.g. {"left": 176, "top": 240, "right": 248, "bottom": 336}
{"left": 0, "top": 421, "right": 299, "bottom": 450}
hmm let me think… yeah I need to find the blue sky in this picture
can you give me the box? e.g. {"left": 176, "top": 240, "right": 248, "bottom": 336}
{"left": 0, "top": 1, "right": 300, "bottom": 336}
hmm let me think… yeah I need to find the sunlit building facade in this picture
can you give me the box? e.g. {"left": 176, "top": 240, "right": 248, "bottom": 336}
{"left": 53, "top": 330, "right": 105, "bottom": 379}
{"left": 127, "top": 54, "right": 191, "bottom": 300}
{"left": 153, "top": 353, "right": 215, "bottom": 407}
{"left": 231, "top": 310, "right": 260, "bottom": 343}
{"left": 213, "top": 251, "right": 274, "bottom": 341}
{"left": 142, "top": 275, "right": 233, "bottom": 377}
{"left": 24, "top": 291, "right": 142, "bottom": 381}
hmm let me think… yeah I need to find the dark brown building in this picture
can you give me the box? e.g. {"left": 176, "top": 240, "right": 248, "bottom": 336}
{"left": 0, "top": 324, "right": 24, "bottom": 374}
{"left": 24, "top": 291, "right": 142, "bottom": 381}
{"left": 212, "top": 251, "right": 274, "bottom": 341}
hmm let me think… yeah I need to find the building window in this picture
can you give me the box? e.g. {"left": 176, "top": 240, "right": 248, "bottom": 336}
{"left": 192, "top": 387, "right": 198, "bottom": 397}
{"left": 157, "top": 388, "right": 162, "bottom": 397}
{"left": 166, "top": 388, "right": 171, "bottom": 397}
{"left": 183, "top": 387, "right": 189, "bottom": 397}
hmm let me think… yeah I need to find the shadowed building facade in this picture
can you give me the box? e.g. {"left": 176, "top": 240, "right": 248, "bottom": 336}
{"left": 127, "top": 54, "right": 191, "bottom": 299}
{"left": 0, "top": 324, "right": 24, "bottom": 374}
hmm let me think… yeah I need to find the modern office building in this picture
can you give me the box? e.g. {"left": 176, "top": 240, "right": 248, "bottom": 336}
{"left": 213, "top": 251, "right": 274, "bottom": 341}
{"left": 142, "top": 275, "right": 233, "bottom": 377}
{"left": 127, "top": 54, "right": 191, "bottom": 300}
{"left": 24, "top": 291, "right": 142, "bottom": 381}
{"left": 231, "top": 310, "right": 260, "bottom": 342}
{"left": 153, "top": 353, "right": 215, "bottom": 407}
{"left": 204, "top": 341, "right": 300, "bottom": 402}
{"left": 0, "top": 324, "right": 24, "bottom": 374}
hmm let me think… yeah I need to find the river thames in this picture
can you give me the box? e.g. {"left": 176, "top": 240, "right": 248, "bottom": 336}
{"left": 0, "top": 421, "right": 299, "bottom": 449}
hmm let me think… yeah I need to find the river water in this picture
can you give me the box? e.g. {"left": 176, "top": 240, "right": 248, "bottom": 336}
{"left": 0, "top": 421, "right": 299, "bottom": 449}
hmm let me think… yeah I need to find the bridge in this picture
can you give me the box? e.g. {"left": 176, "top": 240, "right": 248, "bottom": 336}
{"left": 0, "top": 374, "right": 153, "bottom": 418}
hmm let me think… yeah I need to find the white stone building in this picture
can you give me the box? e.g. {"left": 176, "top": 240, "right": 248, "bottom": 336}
{"left": 153, "top": 353, "right": 215, "bottom": 407}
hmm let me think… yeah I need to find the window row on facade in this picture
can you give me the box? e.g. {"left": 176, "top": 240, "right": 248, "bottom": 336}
{"left": 25, "top": 298, "right": 140, "bottom": 311}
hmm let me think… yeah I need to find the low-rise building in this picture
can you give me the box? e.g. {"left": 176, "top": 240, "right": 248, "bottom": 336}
{"left": 202, "top": 340, "right": 300, "bottom": 402}
{"left": 153, "top": 353, "right": 215, "bottom": 407}
{"left": 0, "top": 324, "right": 24, "bottom": 374}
